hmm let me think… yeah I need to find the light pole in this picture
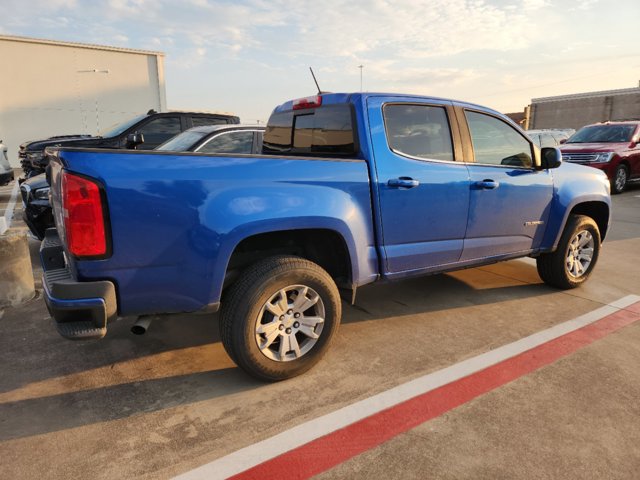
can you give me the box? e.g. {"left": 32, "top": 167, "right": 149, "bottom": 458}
{"left": 358, "top": 65, "right": 364, "bottom": 91}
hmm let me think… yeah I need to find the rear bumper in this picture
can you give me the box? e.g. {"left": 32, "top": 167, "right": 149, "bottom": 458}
{"left": 40, "top": 229, "right": 117, "bottom": 340}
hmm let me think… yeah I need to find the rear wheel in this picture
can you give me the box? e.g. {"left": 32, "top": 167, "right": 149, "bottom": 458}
{"left": 536, "top": 214, "right": 600, "bottom": 289}
{"left": 611, "top": 164, "right": 628, "bottom": 194}
{"left": 220, "top": 255, "right": 341, "bottom": 381}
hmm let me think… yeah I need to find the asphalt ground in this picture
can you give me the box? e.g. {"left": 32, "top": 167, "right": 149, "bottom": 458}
{"left": 0, "top": 183, "right": 639, "bottom": 479}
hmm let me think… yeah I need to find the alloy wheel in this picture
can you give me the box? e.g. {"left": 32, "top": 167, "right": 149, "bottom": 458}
{"left": 565, "top": 230, "right": 594, "bottom": 278}
{"left": 255, "top": 285, "right": 325, "bottom": 362}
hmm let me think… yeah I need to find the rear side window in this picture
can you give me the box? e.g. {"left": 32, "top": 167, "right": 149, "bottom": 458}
{"left": 539, "top": 133, "right": 557, "bottom": 148}
{"left": 263, "top": 105, "right": 357, "bottom": 156}
{"left": 192, "top": 116, "right": 230, "bottom": 127}
{"left": 383, "top": 104, "right": 454, "bottom": 161}
{"left": 156, "top": 130, "right": 207, "bottom": 151}
{"left": 197, "top": 131, "right": 255, "bottom": 154}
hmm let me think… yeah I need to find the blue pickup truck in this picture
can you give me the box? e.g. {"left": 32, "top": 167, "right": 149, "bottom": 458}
{"left": 41, "top": 92, "right": 611, "bottom": 380}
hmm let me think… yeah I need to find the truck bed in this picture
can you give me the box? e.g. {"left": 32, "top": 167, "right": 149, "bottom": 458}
{"left": 48, "top": 148, "right": 378, "bottom": 316}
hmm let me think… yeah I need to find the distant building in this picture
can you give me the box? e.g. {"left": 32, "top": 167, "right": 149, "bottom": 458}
{"left": 0, "top": 35, "right": 166, "bottom": 167}
{"left": 527, "top": 87, "right": 640, "bottom": 131}
{"left": 505, "top": 111, "right": 526, "bottom": 127}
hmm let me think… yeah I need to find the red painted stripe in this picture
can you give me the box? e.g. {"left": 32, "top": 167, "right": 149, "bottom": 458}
{"left": 230, "top": 302, "right": 640, "bottom": 480}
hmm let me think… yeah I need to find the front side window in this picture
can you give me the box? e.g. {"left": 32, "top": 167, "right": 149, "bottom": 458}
{"left": 465, "top": 111, "right": 532, "bottom": 168}
{"left": 197, "top": 131, "right": 255, "bottom": 154}
{"left": 383, "top": 104, "right": 454, "bottom": 161}
{"left": 138, "top": 117, "right": 182, "bottom": 148}
{"left": 99, "top": 114, "right": 148, "bottom": 138}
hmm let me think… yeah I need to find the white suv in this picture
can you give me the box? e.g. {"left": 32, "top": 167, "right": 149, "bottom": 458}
{"left": 0, "top": 139, "right": 14, "bottom": 186}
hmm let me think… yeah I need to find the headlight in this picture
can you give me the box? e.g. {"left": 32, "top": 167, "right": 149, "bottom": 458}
{"left": 26, "top": 152, "right": 44, "bottom": 161}
{"left": 593, "top": 152, "right": 613, "bottom": 163}
{"left": 33, "top": 187, "right": 50, "bottom": 200}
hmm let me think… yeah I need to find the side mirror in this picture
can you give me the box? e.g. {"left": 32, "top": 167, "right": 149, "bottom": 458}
{"left": 559, "top": 138, "right": 567, "bottom": 144}
{"left": 540, "top": 147, "right": 562, "bottom": 169}
{"left": 126, "top": 132, "right": 145, "bottom": 149}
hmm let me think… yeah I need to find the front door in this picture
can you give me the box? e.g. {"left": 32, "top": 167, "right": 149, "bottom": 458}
{"left": 368, "top": 97, "right": 470, "bottom": 275}
{"left": 457, "top": 109, "right": 553, "bottom": 261}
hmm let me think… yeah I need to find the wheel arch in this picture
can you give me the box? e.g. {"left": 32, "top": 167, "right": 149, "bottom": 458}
{"left": 212, "top": 221, "right": 373, "bottom": 305}
{"left": 227, "top": 227, "right": 353, "bottom": 284}
{"left": 618, "top": 158, "right": 631, "bottom": 171}
{"left": 550, "top": 199, "right": 610, "bottom": 251}
{"left": 569, "top": 201, "right": 609, "bottom": 241}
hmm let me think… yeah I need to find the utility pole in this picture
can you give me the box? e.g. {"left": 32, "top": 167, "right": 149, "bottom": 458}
{"left": 358, "top": 65, "right": 364, "bottom": 91}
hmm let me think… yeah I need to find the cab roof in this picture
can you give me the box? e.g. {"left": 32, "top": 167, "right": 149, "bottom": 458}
{"left": 271, "top": 92, "right": 502, "bottom": 117}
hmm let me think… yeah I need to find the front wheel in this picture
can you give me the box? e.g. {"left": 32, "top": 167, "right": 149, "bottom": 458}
{"left": 611, "top": 164, "right": 628, "bottom": 194}
{"left": 220, "top": 256, "right": 341, "bottom": 381}
{"left": 536, "top": 214, "right": 601, "bottom": 289}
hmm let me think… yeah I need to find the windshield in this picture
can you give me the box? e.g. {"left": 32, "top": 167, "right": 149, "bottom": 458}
{"left": 156, "top": 130, "right": 208, "bottom": 151}
{"left": 567, "top": 124, "right": 636, "bottom": 143}
{"left": 99, "top": 114, "right": 148, "bottom": 138}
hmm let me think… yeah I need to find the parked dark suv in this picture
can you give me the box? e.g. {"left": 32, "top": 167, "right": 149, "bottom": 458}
{"left": 560, "top": 121, "right": 640, "bottom": 194}
{"left": 19, "top": 110, "right": 240, "bottom": 177}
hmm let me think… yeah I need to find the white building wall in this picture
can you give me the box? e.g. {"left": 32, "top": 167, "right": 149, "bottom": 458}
{"left": 0, "top": 35, "right": 166, "bottom": 167}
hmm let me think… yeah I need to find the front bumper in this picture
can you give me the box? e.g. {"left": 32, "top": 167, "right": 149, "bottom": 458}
{"left": 41, "top": 229, "right": 117, "bottom": 340}
{"left": 563, "top": 160, "right": 615, "bottom": 179}
{"left": 22, "top": 199, "right": 53, "bottom": 240}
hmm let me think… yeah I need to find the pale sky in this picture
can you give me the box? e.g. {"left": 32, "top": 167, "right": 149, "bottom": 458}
{"left": 3, "top": 0, "right": 640, "bottom": 122}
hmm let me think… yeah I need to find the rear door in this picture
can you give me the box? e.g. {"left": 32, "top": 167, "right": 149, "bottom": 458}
{"left": 456, "top": 107, "right": 553, "bottom": 260}
{"left": 367, "top": 96, "right": 470, "bottom": 275}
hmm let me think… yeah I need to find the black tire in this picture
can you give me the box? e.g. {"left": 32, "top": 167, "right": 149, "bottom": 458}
{"left": 536, "top": 214, "right": 600, "bottom": 289}
{"left": 611, "top": 164, "right": 628, "bottom": 194}
{"left": 220, "top": 255, "right": 341, "bottom": 381}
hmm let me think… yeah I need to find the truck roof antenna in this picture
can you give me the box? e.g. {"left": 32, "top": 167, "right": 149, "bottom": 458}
{"left": 309, "top": 67, "right": 324, "bottom": 94}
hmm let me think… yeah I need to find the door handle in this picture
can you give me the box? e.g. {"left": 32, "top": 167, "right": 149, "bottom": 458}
{"left": 388, "top": 177, "right": 420, "bottom": 189}
{"left": 474, "top": 179, "right": 499, "bottom": 190}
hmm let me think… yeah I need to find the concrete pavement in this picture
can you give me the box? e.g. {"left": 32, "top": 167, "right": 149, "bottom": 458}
{"left": 0, "top": 185, "right": 639, "bottom": 479}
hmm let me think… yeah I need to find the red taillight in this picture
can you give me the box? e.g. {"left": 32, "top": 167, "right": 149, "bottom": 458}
{"left": 61, "top": 171, "right": 107, "bottom": 257}
{"left": 293, "top": 95, "right": 322, "bottom": 110}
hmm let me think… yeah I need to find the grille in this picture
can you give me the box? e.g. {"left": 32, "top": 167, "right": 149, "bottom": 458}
{"left": 561, "top": 153, "right": 599, "bottom": 163}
